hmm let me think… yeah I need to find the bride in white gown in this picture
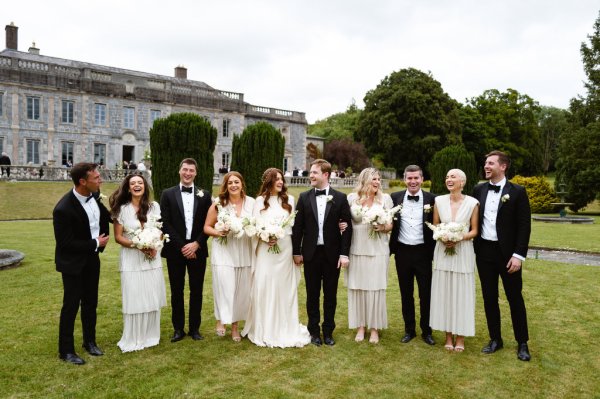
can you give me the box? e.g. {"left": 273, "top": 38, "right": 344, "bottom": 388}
{"left": 241, "top": 168, "right": 311, "bottom": 348}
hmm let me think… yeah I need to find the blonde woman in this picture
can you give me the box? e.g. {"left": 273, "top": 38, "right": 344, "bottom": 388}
{"left": 429, "top": 169, "right": 479, "bottom": 352}
{"left": 345, "top": 168, "right": 393, "bottom": 343}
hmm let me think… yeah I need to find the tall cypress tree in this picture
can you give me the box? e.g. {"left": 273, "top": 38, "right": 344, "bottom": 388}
{"left": 149, "top": 112, "right": 217, "bottom": 200}
{"left": 428, "top": 145, "right": 478, "bottom": 195}
{"left": 230, "top": 121, "right": 284, "bottom": 197}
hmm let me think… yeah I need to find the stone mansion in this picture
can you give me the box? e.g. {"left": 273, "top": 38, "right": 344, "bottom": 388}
{"left": 0, "top": 23, "right": 307, "bottom": 173}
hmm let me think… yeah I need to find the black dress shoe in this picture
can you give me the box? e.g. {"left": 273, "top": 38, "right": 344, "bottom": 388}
{"left": 171, "top": 330, "right": 186, "bottom": 342}
{"left": 517, "top": 343, "right": 531, "bottom": 361}
{"left": 481, "top": 339, "right": 504, "bottom": 354}
{"left": 189, "top": 331, "right": 204, "bottom": 341}
{"left": 82, "top": 342, "right": 104, "bottom": 356}
{"left": 401, "top": 332, "right": 416, "bottom": 343}
{"left": 323, "top": 336, "right": 335, "bottom": 346}
{"left": 60, "top": 352, "right": 85, "bottom": 365}
{"left": 310, "top": 335, "right": 322, "bottom": 346}
{"left": 422, "top": 334, "right": 435, "bottom": 346}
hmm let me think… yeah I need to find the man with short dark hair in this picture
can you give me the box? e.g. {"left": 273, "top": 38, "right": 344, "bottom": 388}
{"left": 292, "top": 159, "right": 353, "bottom": 346}
{"left": 390, "top": 165, "right": 436, "bottom": 346}
{"left": 473, "top": 150, "right": 532, "bottom": 361}
{"left": 53, "top": 163, "right": 111, "bottom": 365}
{"left": 160, "top": 158, "right": 212, "bottom": 342}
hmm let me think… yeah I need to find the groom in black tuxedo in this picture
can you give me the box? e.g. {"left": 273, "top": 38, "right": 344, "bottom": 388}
{"left": 160, "top": 158, "right": 212, "bottom": 342}
{"left": 389, "top": 165, "right": 436, "bottom": 346}
{"left": 473, "top": 150, "right": 532, "bottom": 361}
{"left": 292, "top": 159, "right": 352, "bottom": 346}
{"left": 53, "top": 163, "right": 111, "bottom": 365}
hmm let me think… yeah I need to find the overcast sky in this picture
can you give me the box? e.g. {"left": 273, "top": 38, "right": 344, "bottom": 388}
{"left": 5, "top": 1, "right": 599, "bottom": 123}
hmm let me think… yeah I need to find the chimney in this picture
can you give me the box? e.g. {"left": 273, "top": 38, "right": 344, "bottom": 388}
{"left": 175, "top": 65, "right": 187, "bottom": 79}
{"left": 28, "top": 41, "right": 39, "bottom": 55}
{"left": 5, "top": 22, "right": 18, "bottom": 50}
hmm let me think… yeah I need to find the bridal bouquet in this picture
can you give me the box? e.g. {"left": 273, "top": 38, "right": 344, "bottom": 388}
{"left": 425, "top": 221, "right": 466, "bottom": 256}
{"left": 214, "top": 204, "right": 246, "bottom": 245}
{"left": 352, "top": 203, "right": 402, "bottom": 238}
{"left": 128, "top": 215, "right": 170, "bottom": 261}
{"left": 255, "top": 211, "right": 297, "bottom": 254}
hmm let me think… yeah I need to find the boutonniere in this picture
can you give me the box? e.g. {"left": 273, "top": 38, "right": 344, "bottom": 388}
{"left": 423, "top": 204, "right": 432, "bottom": 213}
{"left": 196, "top": 189, "right": 204, "bottom": 198}
{"left": 501, "top": 194, "right": 510, "bottom": 203}
{"left": 325, "top": 195, "right": 334, "bottom": 203}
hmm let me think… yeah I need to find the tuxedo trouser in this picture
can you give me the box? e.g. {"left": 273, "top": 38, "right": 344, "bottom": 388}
{"left": 59, "top": 254, "right": 100, "bottom": 354}
{"left": 394, "top": 243, "right": 432, "bottom": 336}
{"left": 476, "top": 239, "right": 529, "bottom": 343}
{"left": 304, "top": 246, "right": 340, "bottom": 337}
{"left": 166, "top": 251, "right": 206, "bottom": 332}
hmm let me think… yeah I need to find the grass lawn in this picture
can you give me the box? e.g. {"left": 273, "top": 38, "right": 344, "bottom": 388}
{"left": 1, "top": 220, "right": 600, "bottom": 398}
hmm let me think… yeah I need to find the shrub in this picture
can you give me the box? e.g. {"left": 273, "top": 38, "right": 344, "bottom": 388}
{"left": 510, "top": 175, "right": 558, "bottom": 213}
{"left": 149, "top": 112, "right": 217, "bottom": 200}
{"left": 428, "top": 145, "right": 478, "bottom": 195}
{"left": 231, "top": 122, "right": 285, "bottom": 197}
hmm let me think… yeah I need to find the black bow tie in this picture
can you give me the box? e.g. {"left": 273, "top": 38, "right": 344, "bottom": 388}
{"left": 85, "top": 195, "right": 94, "bottom": 203}
{"left": 488, "top": 183, "right": 501, "bottom": 193}
{"left": 315, "top": 189, "right": 326, "bottom": 196}
{"left": 407, "top": 195, "right": 419, "bottom": 202}
{"left": 181, "top": 186, "right": 193, "bottom": 194}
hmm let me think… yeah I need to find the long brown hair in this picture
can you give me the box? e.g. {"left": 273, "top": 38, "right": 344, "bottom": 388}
{"left": 217, "top": 171, "right": 247, "bottom": 206}
{"left": 109, "top": 172, "right": 152, "bottom": 223}
{"left": 258, "top": 168, "right": 292, "bottom": 214}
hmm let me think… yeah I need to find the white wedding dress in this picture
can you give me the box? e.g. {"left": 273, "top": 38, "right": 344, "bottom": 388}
{"left": 241, "top": 195, "right": 311, "bottom": 348}
{"left": 116, "top": 202, "right": 167, "bottom": 352}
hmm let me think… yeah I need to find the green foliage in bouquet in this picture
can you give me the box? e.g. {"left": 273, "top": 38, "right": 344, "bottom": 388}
{"left": 510, "top": 175, "right": 558, "bottom": 213}
{"left": 231, "top": 121, "right": 285, "bottom": 197}
{"left": 149, "top": 112, "right": 217, "bottom": 200}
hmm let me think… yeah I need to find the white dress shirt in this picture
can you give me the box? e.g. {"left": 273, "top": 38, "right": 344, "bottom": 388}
{"left": 315, "top": 186, "right": 329, "bottom": 245}
{"left": 481, "top": 178, "right": 505, "bottom": 241}
{"left": 73, "top": 189, "right": 100, "bottom": 250}
{"left": 398, "top": 190, "right": 425, "bottom": 245}
{"left": 180, "top": 184, "right": 194, "bottom": 240}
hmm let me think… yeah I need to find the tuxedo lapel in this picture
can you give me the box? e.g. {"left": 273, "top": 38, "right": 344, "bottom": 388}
{"left": 193, "top": 188, "right": 199, "bottom": 216}
{"left": 69, "top": 192, "right": 91, "bottom": 237}
{"left": 498, "top": 182, "right": 511, "bottom": 212}
{"left": 323, "top": 189, "right": 334, "bottom": 223}
{"left": 479, "top": 186, "right": 489, "bottom": 221}
{"left": 174, "top": 188, "right": 185, "bottom": 221}
{"left": 309, "top": 189, "right": 318, "bottom": 222}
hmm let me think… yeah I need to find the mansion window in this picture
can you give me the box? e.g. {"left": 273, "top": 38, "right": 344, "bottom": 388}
{"left": 0, "top": 92, "right": 3, "bottom": 116}
{"left": 26, "top": 139, "right": 40, "bottom": 164}
{"left": 0, "top": 136, "right": 4, "bottom": 154}
{"left": 123, "top": 107, "right": 135, "bottom": 129}
{"left": 222, "top": 152, "right": 230, "bottom": 168}
{"left": 94, "top": 103, "right": 107, "bottom": 126}
{"left": 93, "top": 143, "right": 106, "bottom": 166}
{"left": 27, "top": 96, "right": 40, "bottom": 120}
{"left": 61, "top": 141, "right": 74, "bottom": 166}
{"left": 62, "top": 100, "right": 74, "bottom": 123}
{"left": 150, "top": 109, "right": 161, "bottom": 124}
{"left": 222, "top": 118, "right": 230, "bottom": 137}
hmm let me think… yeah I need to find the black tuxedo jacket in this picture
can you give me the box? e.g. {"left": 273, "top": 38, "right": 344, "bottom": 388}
{"left": 472, "top": 181, "right": 531, "bottom": 261}
{"left": 53, "top": 191, "right": 111, "bottom": 275}
{"left": 292, "top": 188, "right": 352, "bottom": 263}
{"left": 160, "top": 185, "right": 212, "bottom": 259}
{"left": 389, "top": 190, "right": 436, "bottom": 257}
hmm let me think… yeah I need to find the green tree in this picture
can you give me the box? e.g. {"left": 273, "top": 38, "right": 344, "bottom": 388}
{"left": 557, "top": 11, "right": 600, "bottom": 211}
{"left": 468, "top": 89, "right": 542, "bottom": 176}
{"left": 149, "top": 112, "right": 217, "bottom": 200}
{"left": 457, "top": 103, "right": 493, "bottom": 170}
{"left": 323, "top": 139, "right": 371, "bottom": 173}
{"left": 536, "top": 106, "right": 570, "bottom": 174}
{"left": 230, "top": 122, "right": 284, "bottom": 197}
{"left": 555, "top": 122, "right": 600, "bottom": 211}
{"left": 308, "top": 103, "right": 361, "bottom": 142}
{"left": 355, "top": 68, "right": 461, "bottom": 178}
{"left": 427, "top": 145, "right": 478, "bottom": 195}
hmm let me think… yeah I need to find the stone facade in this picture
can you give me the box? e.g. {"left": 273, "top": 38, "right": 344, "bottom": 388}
{"left": 0, "top": 24, "right": 307, "bottom": 173}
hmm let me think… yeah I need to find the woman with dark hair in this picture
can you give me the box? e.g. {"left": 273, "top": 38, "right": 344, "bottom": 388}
{"left": 241, "top": 168, "right": 310, "bottom": 347}
{"left": 109, "top": 173, "right": 166, "bottom": 352}
{"left": 204, "top": 172, "right": 254, "bottom": 342}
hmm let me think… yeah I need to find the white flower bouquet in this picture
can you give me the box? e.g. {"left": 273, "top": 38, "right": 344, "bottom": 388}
{"left": 255, "top": 211, "right": 297, "bottom": 254}
{"left": 352, "top": 203, "right": 402, "bottom": 238}
{"left": 214, "top": 204, "right": 246, "bottom": 245}
{"left": 425, "top": 221, "right": 466, "bottom": 256}
{"left": 127, "top": 215, "right": 170, "bottom": 261}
